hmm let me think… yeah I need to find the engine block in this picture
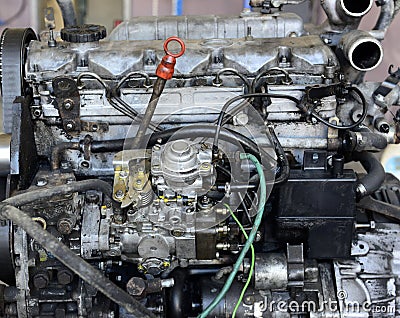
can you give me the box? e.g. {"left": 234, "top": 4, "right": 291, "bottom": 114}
{"left": 0, "top": 0, "right": 400, "bottom": 317}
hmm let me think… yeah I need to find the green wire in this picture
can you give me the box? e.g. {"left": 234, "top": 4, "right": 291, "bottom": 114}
{"left": 224, "top": 203, "right": 255, "bottom": 318}
{"left": 198, "top": 153, "right": 266, "bottom": 318}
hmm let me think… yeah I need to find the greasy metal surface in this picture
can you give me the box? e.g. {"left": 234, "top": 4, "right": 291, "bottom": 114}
{"left": 107, "top": 13, "right": 305, "bottom": 41}
{"left": 2, "top": 1, "right": 400, "bottom": 316}
{"left": 26, "top": 35, "right": 338, "bottom": 79}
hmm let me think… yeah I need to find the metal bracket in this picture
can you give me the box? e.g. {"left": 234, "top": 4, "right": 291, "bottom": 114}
{"left": 52, "top": 77, "right": 81, "bottom": 132}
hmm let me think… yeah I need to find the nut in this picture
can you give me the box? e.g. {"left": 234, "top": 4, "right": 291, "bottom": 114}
{"left": 127, "top": 277, "right": 147, "bottom": 297}
{"left": 33, "top": 272, "right": 49, "bottom": 289}
{"left": 57, "top": 218, "right": 74, "bottom": 235}
{"left": 63, "top": 99, "right": 74, "bottom": 110}
{"left": 57, "top": 269, "right": 73, "bottom": 285}
{"left": 36, "top": 178, "right": 48, "bottom": 187}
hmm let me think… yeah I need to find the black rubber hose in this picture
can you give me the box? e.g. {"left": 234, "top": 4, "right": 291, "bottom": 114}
{"left": 4, "top": 179, "right": 113, "bottom": 206}
{"left": 268, "top": 125, "right": 290, "bottom": 185}
{"left": 55, "top": 126, "right": 273, "bottom": 172}
{"left": 352, "top": 151, "right": 386, "bottom": 198}
{"left": 0, "top": 203, "right": 155, "bottom": 318}
{"left": 92, "top": 125, "right": 286, "bottom": 184}
{"left": 62, "top": 125, "right": 286, "bottom": 184}
{"left": 166, "top": 269, "right": 190, "bottom": 318}
{"left": 344, "top": 131, "right": 388, "bottom": 152}
{"left": 56, "top": 0, "right": 77, "bottom": 26}
{"left": 92, "top": 125, "right": 274, "bottom": 163}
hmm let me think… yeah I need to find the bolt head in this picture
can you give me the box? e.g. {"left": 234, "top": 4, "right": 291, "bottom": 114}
{"left": 119, "top": 171, "right": 128, "bottom": 178}
{"left": 57, "top": 219, "right": 73, "bottom": 235}
{"left": 57, "top": 269, "right": 73, "bottom": 285}
{"left": 126, "top": 277, "right": 146, "bottom": 296}
{"left": 63, "top": 99, "right": 74, "bottom": 110}
{"left": 33, "top": 273, "right": 49, "bottom": 289}
{"left": 115, "top": 190, "right": 124, "bottom": 199}
{"left": 379, "top": 123, "right": 390, "bottom": 134}
{"left": 36, "top": 178, "right": 48, "bottom": 187}
{"left": 65, "top": 122, "right": 75, "bottom": 131}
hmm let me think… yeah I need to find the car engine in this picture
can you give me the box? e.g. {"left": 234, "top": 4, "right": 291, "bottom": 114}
{"left": 1, "top": 0, "right": 400, "bottom": 317}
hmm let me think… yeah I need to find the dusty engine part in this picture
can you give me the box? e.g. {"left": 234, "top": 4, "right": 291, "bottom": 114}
{"left": 0, "top": 0, "right": 400, "bottom": 317}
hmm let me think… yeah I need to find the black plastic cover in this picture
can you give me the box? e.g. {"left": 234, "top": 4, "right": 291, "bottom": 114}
{"left": 276, "top": 170, "right": 357, "bottom": 259}
{"left": 61, "top": 24, "right": 106, "bottom": 43}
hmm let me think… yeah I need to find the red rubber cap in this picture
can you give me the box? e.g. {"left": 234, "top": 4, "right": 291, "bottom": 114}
{"left": 156, "top": 37, "right": 186, "bottom": 80}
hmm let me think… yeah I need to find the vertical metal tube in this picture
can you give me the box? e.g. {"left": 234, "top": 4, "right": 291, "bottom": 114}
{"left": 123, "top": 0, "right": 132, "bottom": 21}
{"left": 172, "top": 0, "right": 177, "bottom": 15}
{"left": 30, "top": 0, "right": 40, "bottom": 32}
{"left": 152, "top": 0, "right": 159, "bottom": 16}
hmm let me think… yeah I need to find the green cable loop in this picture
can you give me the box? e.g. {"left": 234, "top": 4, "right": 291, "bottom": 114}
{"left": 198, "top": 153, "right": 266, "bottom": 318}
{"left": 225, "top": 203, "right": 255, "bottom": 317}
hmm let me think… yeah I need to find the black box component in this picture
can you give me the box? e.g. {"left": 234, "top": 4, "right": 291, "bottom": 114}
{"left": 275, "top": 169, "right": 357, "bottom": 259}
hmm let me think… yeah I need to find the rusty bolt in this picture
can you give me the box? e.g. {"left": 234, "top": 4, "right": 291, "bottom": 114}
{"left": 127, "top": 277, "right": 147, "bottom": 297}
{"left": 57, "top": 269, "right": 73, "bottom": 285}
{"left": 85, "top": 191, "right": 100, "bottom": 204}
{"left": 65, "top": 120, "right": 76, "bottom": 131}
{"left": 36, "top": 177, "right": 48, "bottom": 187}
{"left": 115, "top": 190, "right": 124, "bottom": 199}
{"left": 57, "top": 218, "right": 74, "bottom": 235}
{"left": 33, "top": 271, "right": 49, "bottom": 289}
{"left": 63, "top": 99, "right": 74, "bottom": 111}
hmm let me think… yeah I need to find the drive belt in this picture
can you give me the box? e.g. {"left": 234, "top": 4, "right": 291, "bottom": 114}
{"left": 0, "top": 28, "right": 37, "bottom": 133}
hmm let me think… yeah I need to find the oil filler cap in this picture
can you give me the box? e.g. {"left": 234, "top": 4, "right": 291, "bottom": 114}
{"left": 61, "top": 24, "right": 106, "bottom": 43}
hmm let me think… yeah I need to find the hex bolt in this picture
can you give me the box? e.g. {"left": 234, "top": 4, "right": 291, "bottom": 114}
{"left": 119, "top": 171, "right": 128, "bottom": 178}
{"left": 115, "top": 190, "right": 124, "bottom": 199}
{"left": 65, "top": 122, "right": 75, "bottom": 131}
{"left": 36, "top": 178, "right": 48, "bottom": 187}
{"left": 57, "top": 269, "right": 73, "bottom": 285}
{"left": 85, "top": 192, "right": 100, "bottom": 204}
{"left": 127, "top": 277, "right": 147, "bottom": 297}
{"left": 63, "top": 99, "right": 74, "bottom": 111}
{"left": 379, "top": 122, "right": 390, "bottom": 134}
{"left": 60, "top": 161, "right": 71, "bottom": 170}
{"left": 33, "top": 271, "right": 50, "bottom": 289}
{"left": 57, "top": 218, "right": 74, "bottom": 235}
